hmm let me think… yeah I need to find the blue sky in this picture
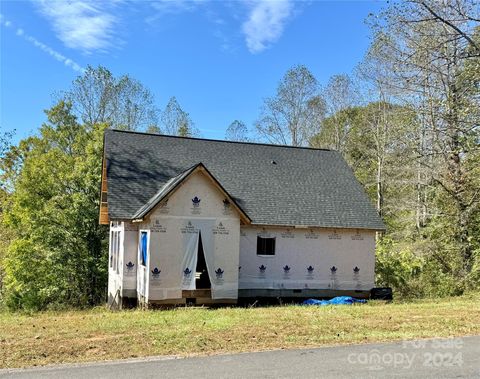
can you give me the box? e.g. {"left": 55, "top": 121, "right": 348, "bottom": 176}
{"left": 1, "top": 0, "right": 384, "bottom": 143}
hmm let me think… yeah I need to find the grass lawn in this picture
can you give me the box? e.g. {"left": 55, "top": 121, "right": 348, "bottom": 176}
{"left": 1, "top": 294, "right": 479, "bottom": 369}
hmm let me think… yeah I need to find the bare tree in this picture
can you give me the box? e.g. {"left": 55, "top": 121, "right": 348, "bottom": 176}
{"left": 225, "top": 120, "right": 250, "bottom": 142}
{"left": 63, "top": 65, "right": 159, "bottom": 131}
{"left": 255, "top": 65, "right": 326, "bottom": 146}
{"left": 322, "top": 74, "right": 360, "bottom": 153}
{"left": 160, "top": 97, "right": 200, "bottom": 137}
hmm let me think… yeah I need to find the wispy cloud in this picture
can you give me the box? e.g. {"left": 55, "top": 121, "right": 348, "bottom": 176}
{"left": 0, "top": 14, "right": 84, "bottom": 72}
{"left": 150, "top": 0, "right": 202, "bottom": 14}
{"left": 146, "top": 0, "right": 205, "bottom": 23}
{"left": 242, "top": 0, "right": 293, "bottom": 54}
{"left": 34, "top": 0, "right": 120, "bottom": 54}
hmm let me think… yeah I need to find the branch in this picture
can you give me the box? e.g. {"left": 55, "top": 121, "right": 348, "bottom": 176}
{"left": 419, "top": 1, "right": 480, "bottom": 55}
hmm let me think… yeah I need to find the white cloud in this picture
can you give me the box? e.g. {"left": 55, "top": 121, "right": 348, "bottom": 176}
{"left": 34, "top": 0, "right": 120, "bottom": 53}
{"left": 242, "top": 0, "right": 293, "bottom": 54}
{"left": 1, "top": 14, "right": 84, "bottom": 73}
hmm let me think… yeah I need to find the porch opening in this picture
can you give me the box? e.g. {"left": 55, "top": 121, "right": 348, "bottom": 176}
{"left": 195, "top": 232, "right": 211, "bottom": 290}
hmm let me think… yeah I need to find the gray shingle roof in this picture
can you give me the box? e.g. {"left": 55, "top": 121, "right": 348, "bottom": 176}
{"left": 104, "top": 129, "right": 385, "bottom": 230}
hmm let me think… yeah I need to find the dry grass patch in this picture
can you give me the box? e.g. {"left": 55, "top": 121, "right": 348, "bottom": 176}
{"left": 1, "top": 294, "right": 479, "bottom": 368}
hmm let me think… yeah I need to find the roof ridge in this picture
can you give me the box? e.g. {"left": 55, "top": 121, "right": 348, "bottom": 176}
{"left": 107, "top": 128, "right": 333, "bottom": 152}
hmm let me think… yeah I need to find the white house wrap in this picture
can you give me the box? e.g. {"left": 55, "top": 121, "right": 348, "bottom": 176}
{"left": 102, "top": 130, "right": 385, "bottom": 307}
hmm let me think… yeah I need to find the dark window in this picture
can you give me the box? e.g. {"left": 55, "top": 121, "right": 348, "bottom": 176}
{"left": 257, "top": 236, "right": 276, "bottom": 255}
{"left": 101, "top": 191, "right": 108, "bottom": 203}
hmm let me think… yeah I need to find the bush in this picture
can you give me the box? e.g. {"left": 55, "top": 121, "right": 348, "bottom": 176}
{"left": 375, "top": 237, "right": 424, "bottom": 298}
{"left": 375, "top": 237, "right": 480, "bottom": 299}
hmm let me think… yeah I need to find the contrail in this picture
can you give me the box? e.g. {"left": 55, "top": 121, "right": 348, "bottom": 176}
{"left": 1, "top": 14, "right": 85, "bottom": 73}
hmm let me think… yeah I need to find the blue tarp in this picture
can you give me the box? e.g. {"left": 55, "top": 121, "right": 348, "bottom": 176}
{"left": 302, "top": 296, "right": 367, "bottom": 306}
{"left": 140, "top": 231, "right": 148, "bottom": 266}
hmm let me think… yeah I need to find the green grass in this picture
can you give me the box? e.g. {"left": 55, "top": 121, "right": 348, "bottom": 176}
{"left": 1, "top": 294, "right": 480, "bottom": 368}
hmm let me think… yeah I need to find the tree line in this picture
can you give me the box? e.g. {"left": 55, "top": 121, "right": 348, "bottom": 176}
{"left": 0, "top": 0, "right": 479, "bottom": 310}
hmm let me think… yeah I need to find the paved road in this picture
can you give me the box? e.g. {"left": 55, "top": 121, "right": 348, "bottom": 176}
{"left": 1, "top": 336, "right": 479, "bottom": 379}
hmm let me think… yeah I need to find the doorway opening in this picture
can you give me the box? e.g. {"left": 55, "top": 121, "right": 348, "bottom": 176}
{"left": 195, "top": 232, "right": 211, "bottom": 289}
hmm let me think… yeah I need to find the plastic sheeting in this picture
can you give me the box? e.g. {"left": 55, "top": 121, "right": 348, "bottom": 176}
{"left": 302, "top": 296, "right": 367, "bottom": 306}
{"left": 181, "top": 230, "right": 199, "bottom": 290}
{"left": 190, "top": 219, "right": 239, "bottom": 299}
{"left": 144, "top": 217, "right": 240, "bottom": 301}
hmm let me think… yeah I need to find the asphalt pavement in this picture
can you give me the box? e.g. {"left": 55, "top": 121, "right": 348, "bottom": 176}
{"left": 1, "top": 336, "right": 479, "bottom": 378}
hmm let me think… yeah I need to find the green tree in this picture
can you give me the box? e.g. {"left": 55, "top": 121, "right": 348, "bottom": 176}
{"left": 2, "top": 101, "right": 108, "bottom": 310}
{"left": 0, "top": 127, "right": 14, "bottom": 160}
{"left": 366, "top": 0, "right": 480, "bottom": 288}
{"left": 1, "top": 128, "right": 16, "bottom": 297}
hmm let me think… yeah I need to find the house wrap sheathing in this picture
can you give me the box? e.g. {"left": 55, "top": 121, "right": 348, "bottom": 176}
{"left": 101, "top": 129, "right": 385, "bottom": 306}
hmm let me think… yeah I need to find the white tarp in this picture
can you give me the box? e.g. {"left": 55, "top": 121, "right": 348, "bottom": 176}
{"left": 181, "top": 230, "right": 199, "bottom": 290}
{"left": 193, "top": 219, "right": 239, "bottom": 299}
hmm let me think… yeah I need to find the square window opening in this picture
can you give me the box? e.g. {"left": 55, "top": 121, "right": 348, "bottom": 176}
{"left": 257, "top": 236, "right": 276, "bottom": 255}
